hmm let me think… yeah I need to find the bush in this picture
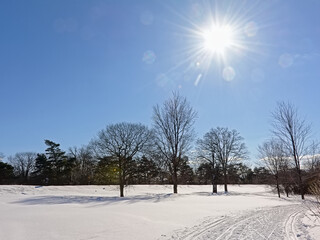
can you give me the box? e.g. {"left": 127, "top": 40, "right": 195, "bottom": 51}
{"left": 308, "top": 180, "right": 320, "bottom": 219}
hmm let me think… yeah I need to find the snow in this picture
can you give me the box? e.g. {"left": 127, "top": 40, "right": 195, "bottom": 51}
{"left": 302, "top": 212, "right": 320, "bottom": 240}
{"left": 0, "top": 185, "right": 319, "bottom": 239}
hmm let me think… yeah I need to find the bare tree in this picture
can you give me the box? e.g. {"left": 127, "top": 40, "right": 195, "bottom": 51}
{"left": 152, "top": 92, "right": 197, "bottom": 194}
{"left": 69, "top": 146, "right": 97, "bottom": 184}
{"left": 8, "top": 152, "right": 37, "bottom": 183}
{"left": 197, "top": 132, "right": 219, "bottom": 194}
{"left": 0, "top": 152, "right": 4, "bottom": 161}
{"left": 306, "top": 140, "right": 320, "bottom": 172}
{"left": 258, "top": 139, "right": 286, "bottom": 198}
{"left": 92, "top": 122, "right": 152, "bottom": 197}
{"left": 208, "top": 127, "right": 248, "bottom": 193}
{"left": 271, "top": 102, "right": 311, "bottom": 199}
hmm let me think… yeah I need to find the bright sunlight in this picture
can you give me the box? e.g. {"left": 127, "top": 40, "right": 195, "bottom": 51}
{"left": 202, "top": 24, "right": 235, "bottom": 55}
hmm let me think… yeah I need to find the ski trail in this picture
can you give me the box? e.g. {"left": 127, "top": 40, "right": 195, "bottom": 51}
{"left": 162, "top": 204, "right": 310, "bottom": 240}
{"left": 285, "top": 208, "right": 304, "bottom": 240}
{"left": 178, "top": 217, "right": 226, "bottom": 240}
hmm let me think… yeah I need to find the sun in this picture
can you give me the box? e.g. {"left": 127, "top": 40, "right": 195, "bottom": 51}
{"left": 202, "top": 24, "right": 235, "bottom": 55}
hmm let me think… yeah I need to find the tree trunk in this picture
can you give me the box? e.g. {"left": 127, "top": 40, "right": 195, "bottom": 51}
{"left": 293, "top": 146, "right": 304, "bottom": 200}
{"left": 212, "top": 182, "right": 217, "bottom": 194}
{"left": 211, "top": 159, "right": 217, "bottom": 194}
{"left": 120, "top": 182, "right": 124, "bottom": 197}
{"left": 275, "top": 175, "right": 280, "bottom": 198}
{"left": 173, "top": 182, "right": 178, "bottom": 194}
{"left": 223, "top": 169, "right": 228, "bottom": 193}
{"left": 173, "top": 168, "right": 178, "bottom": 194}
{"left": 298, "top": 169, "right": 304, "bottom": 200}
{"left": 25, "top": 170, "right": 29, "bottom": 184}
{"left": 119, "top": 157, "right": 124, "bottom": 197}
{"left": 283, "top": 169, "right": 289, "bottom": 197}
{"left": 212, "top": 174, "right": 217, "bottom": 194}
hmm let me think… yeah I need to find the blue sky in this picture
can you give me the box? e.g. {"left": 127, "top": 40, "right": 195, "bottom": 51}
{"left": 1, "top": 0, "right": 320, "bottom": 164}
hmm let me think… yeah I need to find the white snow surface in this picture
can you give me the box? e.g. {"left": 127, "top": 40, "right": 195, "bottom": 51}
{"left": 0, "top": 184, "right": 319, "bottom": 240}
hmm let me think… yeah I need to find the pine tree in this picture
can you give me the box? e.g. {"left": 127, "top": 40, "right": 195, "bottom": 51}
{"left": 0, "top": 161, "right": 14, "bottom": 184}
{"left": 33, "top": 154, "right": 51, "bottom": 184}
{"left": 32, "top": 140, "right": 75, "bottom": 185}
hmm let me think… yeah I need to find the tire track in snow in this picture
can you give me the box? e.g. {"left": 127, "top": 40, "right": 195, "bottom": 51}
{"left": 163, "top": 204, "right": 309, "bottom": 240}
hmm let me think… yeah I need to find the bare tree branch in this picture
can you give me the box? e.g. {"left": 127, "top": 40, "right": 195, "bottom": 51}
{"left": 91, "top": 122, "right": 152, "bottom": 197}
{"left": 152, "top": 92, "right": 197, "bottom": 194}
{"left": 258, "top": 139, "right": 287, "bottom": 198}
{"left": 200, "top": 127, "right": 248, "bottom": 192}
{"left": 271, "top": 101, "right": 311, "bottom": 199}
{"left": 8, "top": 152, "right": 37, "bottom": 183}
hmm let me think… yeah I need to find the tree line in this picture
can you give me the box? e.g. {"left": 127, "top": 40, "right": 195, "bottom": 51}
{"left": 258, "top": 102, "right": 320, "bottom": 200}
{"left": 1, "top": 94, "right": 319, "bottom": 198}
{"left": 0, "top": 144, "right": 271, "bottom": 186}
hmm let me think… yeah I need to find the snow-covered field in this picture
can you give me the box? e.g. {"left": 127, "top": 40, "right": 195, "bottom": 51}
{"left": 0, "top": 185, "right": 319, "bottom": 240}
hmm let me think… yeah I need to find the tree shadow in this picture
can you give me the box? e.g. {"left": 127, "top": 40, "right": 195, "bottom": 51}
{"left": 11, "top": 193, "right": 176, "bottom": 206}
{"left": 11, "top": 185, "right": 303, "bottom": 207}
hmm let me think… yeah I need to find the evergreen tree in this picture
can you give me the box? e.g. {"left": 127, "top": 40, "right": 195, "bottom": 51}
{"left": 196, "top": 163, "right": 213, "bottom": 184}
{"left": 178, "top": 157, "right": 194, "bottom": 184}
{"left": 252, "top": 167, "right": 273, "bottom": 184}
{"left": 32, "top": 153, "right": 52, "bottom": 184}
{"left": 44, "top": 140, "right": 75, "bottom": 184}
{"left": 32, "top": 140, "right": 75, "bottom": 185}
{"left": 94, "top": 156, "right": 119, "bottom": 185}
{"left": 135, "top": 156, "right": 160, "bottom": 184}
{"left": 227, "top": 163, "right": 253, "bottom": 184}
{"left": 0, "top": 161, "right": 14, "bottom": 184}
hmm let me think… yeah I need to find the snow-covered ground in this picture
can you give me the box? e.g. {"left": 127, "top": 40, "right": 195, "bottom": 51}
{"left": 0, "top": 185, "right": 319, "bottom": 239}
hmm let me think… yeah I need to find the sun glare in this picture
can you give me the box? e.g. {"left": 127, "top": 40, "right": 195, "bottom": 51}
{"left": 158, "top": 3, "right": 255, "bottom": 87}
{"left": 202, "top": 25, "right": 234, "bottom": 55}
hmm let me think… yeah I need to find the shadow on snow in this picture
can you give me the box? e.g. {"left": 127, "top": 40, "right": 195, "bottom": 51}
{"left": 11, "top": 193, "right": 175, "bottom": 206}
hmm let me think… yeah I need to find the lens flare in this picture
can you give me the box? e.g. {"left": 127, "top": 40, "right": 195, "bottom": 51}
{"left": 278, "top": 53, "right": 294, "bottom": 68}
{"left": 223, "top": 66, "right": 236, "bottom": 81}
{"left": 244, "top": 21, "right": 258, "bottom": 37}
{"left": 142, "top": 50, "right": 156, "bottom": 64}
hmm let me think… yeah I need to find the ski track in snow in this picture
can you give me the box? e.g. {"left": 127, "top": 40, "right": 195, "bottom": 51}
{"left": 162, "top": 204, "right": 312, "bottom": 240}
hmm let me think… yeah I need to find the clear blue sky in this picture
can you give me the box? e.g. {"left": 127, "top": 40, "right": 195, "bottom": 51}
{"left": 1, "top": 0, "right": 320, "bottom": 164}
